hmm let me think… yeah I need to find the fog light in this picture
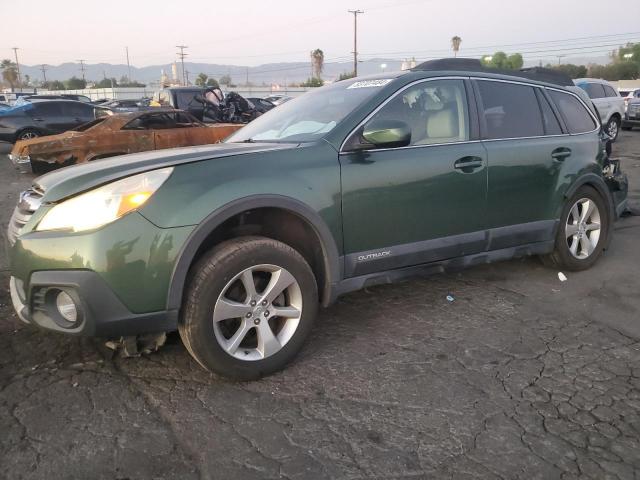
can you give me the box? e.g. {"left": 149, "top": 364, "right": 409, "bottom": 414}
{"left": 56, "top": 291, "right": 78, "bottom": 324}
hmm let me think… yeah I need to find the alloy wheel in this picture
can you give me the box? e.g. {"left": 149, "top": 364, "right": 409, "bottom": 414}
{"left": 20, "top": 131, "right": 38, "bottom": 140}
{"left": 212, "top": 264, "right": 302, "bottom": 361}
{"left": 607, "top": 119, "right": 618, "bottom": 139}
{"left": 565, "top": 198, "right": 601, "bottom": 259}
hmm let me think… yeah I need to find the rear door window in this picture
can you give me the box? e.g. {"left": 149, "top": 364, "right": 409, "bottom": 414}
{"left": 476, "top": 80, "right": 544, "bottom": 139}
{"left": 579, "top": 83, "right": 606, "bottom": 99}
{"left": 548, "top": 90, "right": 597, "bottom": 134}
{"left": 31, "top": 103, "right": 63, "bottom": 116}
{"left": 535, "top": 90, "right": 563, "bottom": 135}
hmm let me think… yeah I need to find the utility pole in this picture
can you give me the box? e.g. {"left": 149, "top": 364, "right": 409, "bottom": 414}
{"left": 125, "top": 46, "right": 132, "bottom": 83}
{"left": 348, "top": 10, "right": 364, "bottom": 76}
{"left": 12, "top": 47, "right": 21, "bottom": 87}
{"left": 176, "top": 45, "right": 188, "bottom": 86}
{"left": 77, "top": 59, "right": 86, "bottom": 82}
{"left": 40, "top": 64, "right": 48, "bottom": 85}
{"left": 185, "top": 70, "right": 190, "bottom": 85}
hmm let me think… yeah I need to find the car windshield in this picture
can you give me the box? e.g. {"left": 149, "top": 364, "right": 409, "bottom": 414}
{"left": 73, "top": 117, "right": 108, "bottom": 132}
{"left": 227, "top": 79, "right": 394, "bottom": 143}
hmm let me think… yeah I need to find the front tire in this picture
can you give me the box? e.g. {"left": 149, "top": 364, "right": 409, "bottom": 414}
{"left": 543, "top": 186, "right": 609, "bottom": 271}
{"left": 179, "top": 236, "right": 318, "bottom": 380}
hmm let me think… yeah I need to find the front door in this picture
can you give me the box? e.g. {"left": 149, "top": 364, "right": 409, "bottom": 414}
{"left": 339, "top": 78, "right": 488, "bottom": 277}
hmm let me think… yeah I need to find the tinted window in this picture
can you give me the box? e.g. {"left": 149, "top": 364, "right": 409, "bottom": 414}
{"left": 175, "top": 91, "right": 203, "bottom": 110}
{"left": 579, "top": 82, "right": 606, "bottom": 99}
{"left": 549, "top": 90, "right": 597, "bottom": 134}
{"left": 364, "top": 79, "right": 469, "bottom": 146}
{"left": 126, "top": 113, "right": 177, "bottom": 130}
{"left": 477, "top": 80, "right": 544, "bottom": 139}
{"left": 536, "top": 90, "right": 562, "bottom": 135}
{"left": 31, "top": 103, "right": 63, "bottom": 116}
{"left": 603, "top": 85, "right": 618, "bottom": 97}
{"left": 62, "top": 102, "right": 92, "bottom": 117}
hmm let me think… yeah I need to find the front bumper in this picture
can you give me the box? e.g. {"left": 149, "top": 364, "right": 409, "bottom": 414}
{"left": 8, "top": 153, "right": 32, "bottom": 173}
{"left": 10, "top": 271, "right": 177, "bottom": 336}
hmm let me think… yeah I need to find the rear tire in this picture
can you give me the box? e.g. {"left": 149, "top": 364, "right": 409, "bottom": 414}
{"left": 16, "top": 129, "right": 40, "bottom": 142}
{"left": 542, "top": 186, "right": 609, "bottom": 271}
{"left": 179, "top": 236, "right": 318, "bottom": 380}
{"left": 606, "top": 116, "right": 620, "bottom": 141}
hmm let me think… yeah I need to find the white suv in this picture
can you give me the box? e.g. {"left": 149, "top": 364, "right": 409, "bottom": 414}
{"left": 574, "top": 78, "right": 625, "bottom": 141}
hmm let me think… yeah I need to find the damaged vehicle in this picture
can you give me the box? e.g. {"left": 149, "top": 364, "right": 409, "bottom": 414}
{"left": 7, "top": 59, "right": 628, "bottom": 380}
{"left": 9, "top": 109, "right": 243, "bottom": 173}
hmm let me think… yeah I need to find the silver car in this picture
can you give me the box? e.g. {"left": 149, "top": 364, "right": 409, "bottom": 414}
{"left": 574, "top": 78, "right": 625, "bottom": 141}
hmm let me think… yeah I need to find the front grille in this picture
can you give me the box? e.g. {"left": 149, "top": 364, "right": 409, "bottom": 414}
{"left": 7, "top": 187, "right": 44, "bottom": 246}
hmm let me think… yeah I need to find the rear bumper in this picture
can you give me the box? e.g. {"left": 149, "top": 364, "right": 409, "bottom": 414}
{"left": 9, "top": 271, "right": 177, "bottom": 337}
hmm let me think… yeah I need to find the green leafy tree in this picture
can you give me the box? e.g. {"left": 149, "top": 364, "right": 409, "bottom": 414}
{"left": 195, "top": 73, "right": 208, "bottom": 87}
{"left": 219, "top": 74, "right": 232, "bottom": 86}
{"left": 64, "top": 76, "right": 87, "bottom": 89}
{"left": 1, "top": 59, "right": 18, "bottom": 90}
{"left": 95, "top": 78, "right": 118, "bottom": 88}
{"left": 48, "top": 80, "right": 65, "bottom": 90}
{"left": 301, "top": 77, "right": 323, "bottom": 87}
{"left": 481, "top": 52, "right": 523, "bottom": 70}
{"left": 617, "top": 42, "right": 640, "bottom": 65}
{"left": 589, "top": 62, "right": 640, "bottom": 81}
{"left": 545, "top": 63, "right": 588, "bottom": 79}
{"left": 337, "top": 71, "right": 356, "bottom": 81}
{"left": 206, "top": 77, "right": 220, "bottom": 88}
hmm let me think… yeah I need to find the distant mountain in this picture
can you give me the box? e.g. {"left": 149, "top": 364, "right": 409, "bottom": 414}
{"left": 18, "top": 55, "right": 612, "bottom": 87}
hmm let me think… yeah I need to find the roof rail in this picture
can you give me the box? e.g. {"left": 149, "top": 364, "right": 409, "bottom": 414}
{"left": 411, "top": 58, "right": 574, "bottom": 87}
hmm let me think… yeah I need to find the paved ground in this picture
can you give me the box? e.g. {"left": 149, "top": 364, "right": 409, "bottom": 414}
{"left": 0, "top": 134, "right": 639, "bottom": 480}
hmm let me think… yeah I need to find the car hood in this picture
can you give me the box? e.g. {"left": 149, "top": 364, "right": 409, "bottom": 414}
{"left": 12, "top": 131, "right": 82, "bottom": 156}
{"left": 35, "top": 142, "right": 297, "bottom": 202}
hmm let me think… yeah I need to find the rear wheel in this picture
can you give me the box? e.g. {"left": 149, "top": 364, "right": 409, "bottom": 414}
{"left": 16, "top": 129, "right": 40, "bottom": 141}
{"left": 606, "top": 116, "right": 620, "bottom": 141}
{"left": 179, "top": 236, "right": 318, "bottom": 380}
{"left": 542, "top": 186, "right": 609, "bottom": 271}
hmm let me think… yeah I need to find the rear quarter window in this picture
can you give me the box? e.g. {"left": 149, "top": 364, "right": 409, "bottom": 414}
{"left": 603, "top": 85, "right": 618, "bottom": 97}
{"left": 548, "top": 90, "right": 597, "bottom": 134}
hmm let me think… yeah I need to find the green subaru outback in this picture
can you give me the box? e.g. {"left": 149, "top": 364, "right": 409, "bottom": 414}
{"left": 8, "top": 59, "right": 628, "bottom": 379}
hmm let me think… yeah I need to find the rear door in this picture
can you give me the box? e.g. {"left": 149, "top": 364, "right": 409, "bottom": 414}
{"left": 475, "top": 79, "right": 571, "bottom": 249}
{"left": 28, "top": 102, "right": 66, "bottom": 133}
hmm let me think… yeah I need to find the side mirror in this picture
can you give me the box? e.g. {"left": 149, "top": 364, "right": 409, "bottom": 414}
{"left": 362, "top": 120, "right": 411, "bottom": 149}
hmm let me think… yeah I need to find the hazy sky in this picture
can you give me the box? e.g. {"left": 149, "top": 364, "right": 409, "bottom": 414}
{"left": 2, "top": 0, "right": 639, "bottom": 67}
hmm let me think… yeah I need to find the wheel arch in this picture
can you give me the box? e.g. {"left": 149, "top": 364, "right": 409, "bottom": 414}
{"left": 166, "top": 195, "right": 342, "bottom": 312}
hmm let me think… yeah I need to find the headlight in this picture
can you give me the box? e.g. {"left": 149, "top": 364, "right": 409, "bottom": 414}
{"left": 36, "top": 167, "right": 173, "bottom": 232}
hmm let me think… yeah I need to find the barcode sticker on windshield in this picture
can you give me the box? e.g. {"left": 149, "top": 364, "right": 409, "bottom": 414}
{"left": 347, "top": 79, "right": 393, "bottom": 89}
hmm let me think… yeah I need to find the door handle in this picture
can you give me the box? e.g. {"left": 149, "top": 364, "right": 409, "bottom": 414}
{"left": 551, "top": 147, "right": 572, "bottom": 161}
{"left": 453, "top": 156, "right": 483, "bottom": 173}
{"left": 33, "top": 117, "right": 44, "bottom": 122}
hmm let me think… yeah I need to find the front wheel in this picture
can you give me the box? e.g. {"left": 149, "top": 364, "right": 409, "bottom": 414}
{"left": 542, "top": 186, "right": 609, "bottom": 271}
{"left": 179, "top": 236, "right": 318, "bottom": 380}
{"left": 606, "top": 116, "right": 620, "bottom": 141}
{"left": 16, "top": 129, "right": 40, "bottom": 141}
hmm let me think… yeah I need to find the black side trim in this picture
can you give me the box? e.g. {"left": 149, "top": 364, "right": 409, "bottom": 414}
{"left": 166, "top": 195, "right": 341, "bottom": 310}
{"left": 27, "top": 270, "right": 176, "bottom": 337}
{"left": 336, "top": 240, "right": 554, "bottom": 298}
{"left": 487, "top": 220, "right": 557, "bottom": 251}
{"left": 345, "top": 230, "right": 486, "bottom": 277}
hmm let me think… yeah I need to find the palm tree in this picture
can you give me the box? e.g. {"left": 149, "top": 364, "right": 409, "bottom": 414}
{"left": 451, "top": 36, "right": 462, "bottom": 58}
{"left": 1, "top": 59, "right": 18, "bottom": 91}
{"left": 310, "top": 49, "right": 324, "bottom": 79}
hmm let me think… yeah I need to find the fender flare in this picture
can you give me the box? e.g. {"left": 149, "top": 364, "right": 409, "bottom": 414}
{"left": 564, "top": 173, "right": 615, "bottom": 248}
{"left": 166, "top": 194, "right": 342, "bottom": 311}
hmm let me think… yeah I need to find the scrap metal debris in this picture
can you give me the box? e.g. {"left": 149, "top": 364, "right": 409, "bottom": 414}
{"left": 105, "top": 332, "right": 167, "bottom": 358}
{"left": 558, "top": 272, "right": 568, "bottom": 282}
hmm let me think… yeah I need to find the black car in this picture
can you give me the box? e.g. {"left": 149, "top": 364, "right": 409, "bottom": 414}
{"left": 246, "top": 97, "right": 276, "bottom": 114}
{"left": 101, "top": 98, "right": 152, "bottom": 113}
{"left": 153, "top": 87, "right": 208, "bottom": 120}
{"left": 0, "top": 100, "right": 106, "bottom": 143}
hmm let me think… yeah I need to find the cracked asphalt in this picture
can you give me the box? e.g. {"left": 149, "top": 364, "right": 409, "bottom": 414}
{"left": 1, "top": 133, "right": 640, "bottom": 480}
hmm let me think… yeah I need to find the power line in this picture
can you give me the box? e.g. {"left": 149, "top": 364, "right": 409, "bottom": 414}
{"left": 176, "top": 45, "right": 188, "bottom": 86}
{"left": 348, "top": 9, "right": 364, "bottom": 76}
